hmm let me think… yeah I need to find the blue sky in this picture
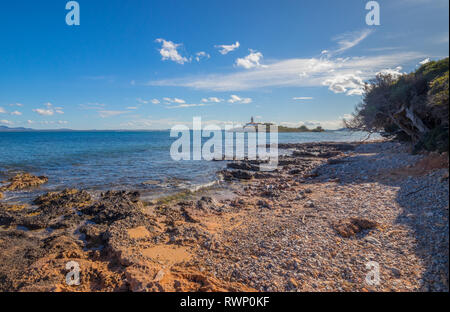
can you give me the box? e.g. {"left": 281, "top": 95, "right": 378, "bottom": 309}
{"left": 0, "top": 0, "right": 448, "bottom": 130}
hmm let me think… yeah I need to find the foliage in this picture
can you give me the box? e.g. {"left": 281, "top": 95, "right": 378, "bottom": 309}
{"left": 277, "top": 125, "right": 325, "bottom": 133}
{"left": 345, "top": 58, "right": 449, "bottom": 152}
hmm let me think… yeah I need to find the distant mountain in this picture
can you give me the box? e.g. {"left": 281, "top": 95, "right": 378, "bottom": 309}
{"left": 0, "top": 125, "right": 34, "bottom": 132}
{"left": 0, "top": 126, "right": 74, "bottom": 132}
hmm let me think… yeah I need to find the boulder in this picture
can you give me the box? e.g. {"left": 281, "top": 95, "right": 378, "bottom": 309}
{"left": 0, "top": 173, "right": 48, "bottom": 191}
{"left": 333, "top": 218, "right": 379, "bottom": 238}
{"left": 34, "top": 188, "right": 92, "bottom": 214}
{"left": 81, "top": 191, "right": 144, "bottom": 225}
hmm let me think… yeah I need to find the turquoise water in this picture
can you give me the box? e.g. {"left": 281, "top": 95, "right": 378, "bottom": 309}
{"left": 0, "top": 130, "right": 374, "bottom": 201}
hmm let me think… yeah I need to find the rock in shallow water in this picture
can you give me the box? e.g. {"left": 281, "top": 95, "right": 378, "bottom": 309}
{"left": 0, "top": 173, "right": 48, "bottom": 191}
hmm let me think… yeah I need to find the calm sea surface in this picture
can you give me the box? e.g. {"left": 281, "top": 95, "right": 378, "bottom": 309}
{"left": 0, "top": 130, "right": 375, "bottom": 202}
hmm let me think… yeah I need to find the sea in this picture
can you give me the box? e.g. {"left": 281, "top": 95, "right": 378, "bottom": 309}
{"left": 0, "top": 130, "right": 376, "bottom": 203}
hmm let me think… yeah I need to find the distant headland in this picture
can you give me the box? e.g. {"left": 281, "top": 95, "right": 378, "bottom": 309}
{"left": 242, "top": 117, "right": 325, "bottom": 133}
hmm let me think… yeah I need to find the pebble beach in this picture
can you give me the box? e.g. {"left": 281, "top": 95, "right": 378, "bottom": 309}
{"left": 0, "top": 140, "right": 448, "bottom": 292}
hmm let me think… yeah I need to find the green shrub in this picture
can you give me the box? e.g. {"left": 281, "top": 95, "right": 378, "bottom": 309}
{"left": 346, "top": 57, "right": 449, "bottom": 152}
{"left": 414, "top": 125, "right": 449, "bottom": 154}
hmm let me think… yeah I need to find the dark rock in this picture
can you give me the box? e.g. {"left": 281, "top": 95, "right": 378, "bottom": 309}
{"left": 34, "top": 189, "right": 92, "bottom": 215}
{"left": 0, "top": 173, "right": 48, "bottom": 191}
{"left": 227, "top": 162, "right": 259, "bottom": 171}
{"left": 81, "top": 191, "right": 145, "bottom": 225}
{"left": 333, "top": 218, "right": 379, "bottom": 238}
{"left": 221, "top": 170, "right": 254, "bottom": 181}
{"left": 257, "top": 200, "right": 271, "bottom": 209}
{"left": 79, "top": 223, "right": 108, "bottom": 248}
{"left": 289, "top": 169, "right": 302, "bottom": 175}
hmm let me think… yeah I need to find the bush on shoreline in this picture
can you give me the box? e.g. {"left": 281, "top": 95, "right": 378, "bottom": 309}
{"left": 345, "top": 57, "right": 449, "bottom": 153}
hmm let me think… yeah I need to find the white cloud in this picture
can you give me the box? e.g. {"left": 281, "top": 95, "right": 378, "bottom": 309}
{"left": 331, "top": 29, "right": 374, "bottom": 55}
{"left": 293, "top": 97, "right": 314, "bottom": 100}
{"left": 137, "top": 98, "right": 149, "bottom": 104}
{"left": 195, "top": 51, "right": 210, "bottom": 62}
{"left": 33, "top": 108, "right": 54, "bottom": 116}
{"left": 173, "top": 98, "right": 185, "bottom": 104}
{"left": 151, "top": 99, "right": 160, "bottom": 104}
{"left": 9, "top": 103, "right": 23, "bottom": 107}
{"left": 279, "top": 118, "right": 345, "bottom": 130}
{"left": 323, "top": 74, "right": 366, "bottom": 96}
{"left": 201, "top": 97, "right": 222, "bottom": 103}
{"left": 127, "top": 107, "right": 138, "bottom": 110}
{"left": 163, "top": 97, "right": 186, "bottom": 104}
{"left": 166, "top": 103, "right": 207, "bottom": 109}
{"left": 98, "top": 110, "right": 128, "bottom": 118}
{"left": 419, "top": 58, "right": 431, "bottom": 65}
{"left": 79, "top": 103, "right": 106, "bottom": 110}
{"left": 235, "top": 50, "right": 266, "bottom": 69}
{"left": 120, "top": 118, "right": 188, "bottom": 129}
{"left": 155, "top": 38, "right": 189, "bottom": 64}
{"left": 0, "top": 107, "right": 5, "bottom": 114}
{"left": 228, "top": 95, "right": 252, "bottom": 104}
{"left": 10, "top": 111, "right": 22, "bottom": 116}
{"left": 148, "top": 52, "right": 423, "bottom": 94}
{"left": 121, "top": 118, "right": 266, "bottom": 130}
{"left": 377, "top": 66, "right": 405, "bottom": 78}
{"left": 304, "top": 120, "right": 344, "bottom": 130}
{"left": 33, "top": 104, "right": 64, "bottom": 116}
{"left": 0, "top": 119, "right": 13, "bottom": 125}
{"left": 58, "top": 120, "right": 68, "bottom": 125}
{"left": 228, "top": 95, "right": 242, "bottom": 103}
{"left": 215, "top": 41, "right": 240, "bottom": 55}
{"left": 299, "top": 71, "right": 308, "bottom": 77}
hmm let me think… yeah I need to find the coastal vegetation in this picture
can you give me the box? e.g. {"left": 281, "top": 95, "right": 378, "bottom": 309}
{"left": 252, "top": 123, "right": 325, "bottom": 133}
{"left": 345, "top": 57, "right": 449, "bottom": 152}
{"left": 277, "top": 125, "right": 325, "bottom": 133}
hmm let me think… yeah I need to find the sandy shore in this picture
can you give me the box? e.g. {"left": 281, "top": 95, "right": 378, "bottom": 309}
{"left": 0, "top": 140, "right": 448, "bottom": 292}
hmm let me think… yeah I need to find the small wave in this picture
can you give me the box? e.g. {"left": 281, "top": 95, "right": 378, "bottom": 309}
{"left": 188, "top": 180, "right": 220, "bottom": 193}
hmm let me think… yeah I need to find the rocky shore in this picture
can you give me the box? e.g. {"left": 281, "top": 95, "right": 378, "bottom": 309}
{"left": 0, "top": 140, "right": 448, "bottom": 292}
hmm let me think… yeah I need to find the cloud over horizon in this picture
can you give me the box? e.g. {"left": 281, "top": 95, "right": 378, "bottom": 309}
{"left": 33, "top": 103, "right": 64, "bottom": 116}
{"left": 147, "top": 52, "right": 424, "bottom": 94}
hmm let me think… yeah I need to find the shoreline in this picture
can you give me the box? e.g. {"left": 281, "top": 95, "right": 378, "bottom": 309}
{"left": 0, "top": 140, "right": 448, "bottom": 292}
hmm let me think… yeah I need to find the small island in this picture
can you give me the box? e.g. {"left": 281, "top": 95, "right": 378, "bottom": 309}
{"left": 242, "top": 117, "right": 325, "bottom": 132}
{"left": 277, "top": 125, "right": 325, "bottom": 133}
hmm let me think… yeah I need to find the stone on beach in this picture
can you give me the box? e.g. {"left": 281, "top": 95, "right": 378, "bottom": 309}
{"left": 332, "top": 218, "right": 379, "bottom": 238}
{"left": 0, "top": 140, "right": 448, "bottom": 292}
